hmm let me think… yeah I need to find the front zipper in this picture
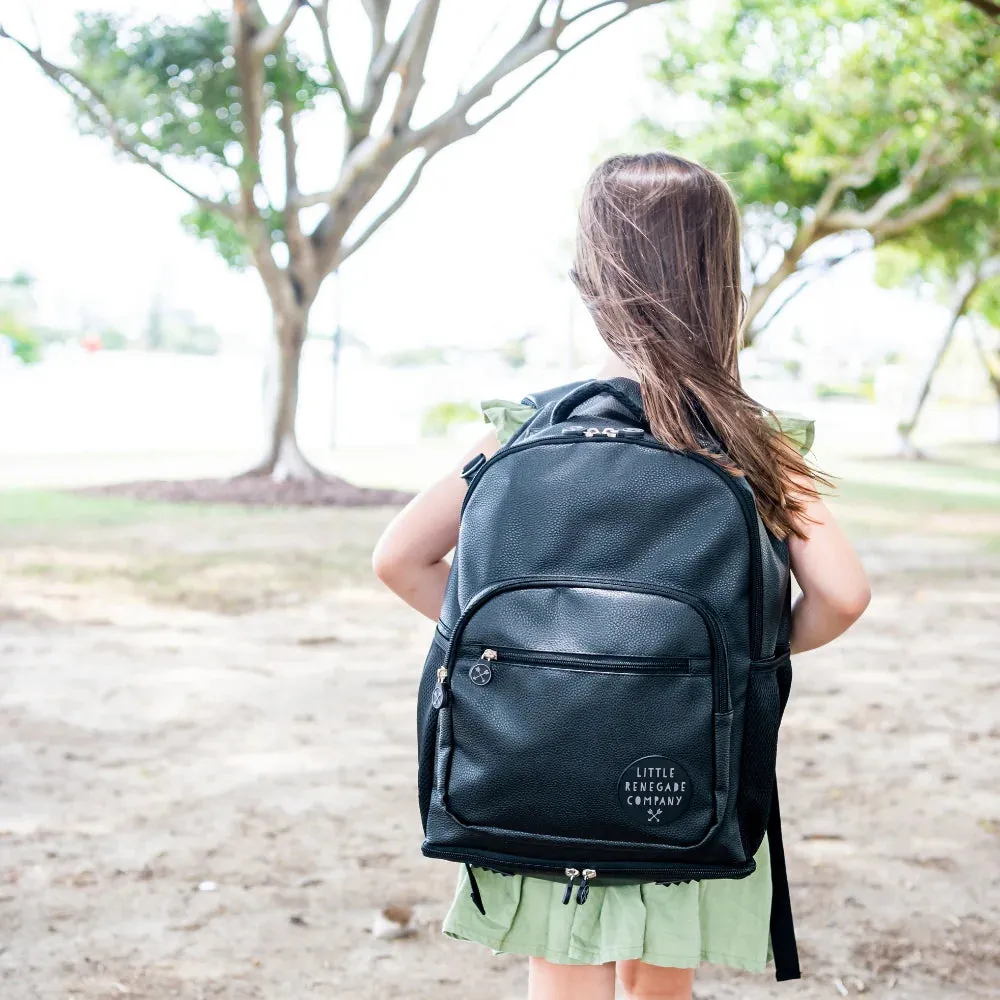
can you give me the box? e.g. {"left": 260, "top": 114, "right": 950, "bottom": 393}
{"left": 441, "top": 577, "right": 730, "bottom": 714}
{"left": 562, "top": 868, "right": 579, "bottom": 904}
{"left": 425, "top": 843, "right": 757, "bottom": 884}
{"left": 459, "top": 431, "right": 767, "bottom": 659}
{"left": 457, "top": 645, "right": 698, "bottom": 673}
{"left": 577, "top": 868, "right": 597, "bottom": 904}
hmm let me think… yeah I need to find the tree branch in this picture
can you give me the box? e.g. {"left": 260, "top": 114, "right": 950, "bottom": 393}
{"left": 752, "top": 242, "right": 867, "bottom": 336}
{"left": 414, "top": 0, "right": 664, "bottom": 143}
{"left": 310, "top": 0, "right": 356, "bottom": 116}
{"left": 360, "top": 0, "right": 390, "bottom": 58}
{"left": 811, "top": 129, "right": 900, "bottom": 224}
{"left": 390, "top": 0, "right": 442, "bottom": 131}
{"left": 470, "top": 1, "right": 663, "bottom": 136}
{"left": 0, "top": 26, "right": 233, "bottom": 217}
{"left": 232, "top": 2, "right": 269, "bottom": 220}
{"left": 280, "top": 92, "right": 314, "bottom": 282}
{"left": 315, "top": 0, "right": 669, "bottom": 270}
{"left": 292, "top": 189, "right": 337, "bottom": 208}
{"left": 970, "top": 315, "right": 1000, "bottom": 391}
{"left": 822, "top": 139, "right": 979, "bottom": 236}
{"left": 963, "top": 0, "right": 1000, "bottom": 18}
{"left": 873, "top": 178, "right": 1000, "bottom": 238}
{"left": 254, "top": 0, "right": 308, "bottom": 55}
{"left": 339, "top": 146, "right": 443, "bottom": 262}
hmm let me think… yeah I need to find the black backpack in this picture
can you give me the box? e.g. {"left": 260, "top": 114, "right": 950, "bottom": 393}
{"left": 416, "top": 378, "right": 800, "bottom": 981}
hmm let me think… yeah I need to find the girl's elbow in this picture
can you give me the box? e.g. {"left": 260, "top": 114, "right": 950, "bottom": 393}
{"left": 371, "top": 541, "right": 404, "bottom": 587}
{"left": 834, "top": 580, "right": 871, "bottom": 623}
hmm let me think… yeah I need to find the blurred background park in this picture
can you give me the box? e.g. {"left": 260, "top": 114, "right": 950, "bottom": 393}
{"left": 0, "top": 1, "right": 998, "bottom": 998}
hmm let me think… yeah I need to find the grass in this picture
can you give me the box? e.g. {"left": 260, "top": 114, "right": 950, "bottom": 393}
{"left": 0, "top": 489, "right": 223, "bottom": 527}
{"left": 0, "top": 490, "right": 394, "bottom": 613}
{"left": 832, "top": 477, "right": 1000, "bottom": 515}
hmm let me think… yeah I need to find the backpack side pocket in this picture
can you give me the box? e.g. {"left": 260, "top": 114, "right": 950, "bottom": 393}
{"left": 737, "top": 649, "right": 791, "bottom": 856}
{"left": 417, "top": 631, "right": 450, "bottom": 832}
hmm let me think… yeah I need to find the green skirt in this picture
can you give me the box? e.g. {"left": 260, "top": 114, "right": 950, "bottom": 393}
{"left": 442, "top": 837, "right": 773, "bottom": 972}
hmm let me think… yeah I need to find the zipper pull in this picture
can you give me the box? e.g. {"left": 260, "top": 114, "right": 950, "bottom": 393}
{"left": 562, "top": 868, "right": 579, "bottom": 905}
{"left": 560, "top": 425, "right": 586, "bottom": 434}
{"left": 469, "top": 648, "right": 498, "bottom": 686}
{"left": 619, "top": 427, "right": 644, "bottom": 436}
{"left": 431, "top": 665, "right": 449, "bottom": 709}
{"left": 577, "top": 869, "right": 597, "bottom": 904}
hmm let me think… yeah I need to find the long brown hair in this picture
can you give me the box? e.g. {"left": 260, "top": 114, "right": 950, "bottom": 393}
{"left": 571, "top": 151, "right": 824, "bottom": 540}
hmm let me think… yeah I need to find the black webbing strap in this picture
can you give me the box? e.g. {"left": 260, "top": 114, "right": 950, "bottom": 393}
{"left": 768, "top": 783, "right": 800, "bottom": 980}
{"left": 768, "top": 577, "right": 800, "bottom": 981}
{"left": 465, "top": 863, "right": 486, "bottom": 915}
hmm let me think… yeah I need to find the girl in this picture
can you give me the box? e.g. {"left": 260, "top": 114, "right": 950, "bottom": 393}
{"left": 372, "top": 152, "right": 870, "bottom": 1000}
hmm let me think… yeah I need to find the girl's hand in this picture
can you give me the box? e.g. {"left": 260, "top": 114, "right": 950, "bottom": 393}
{"left": 372, "top": 429, "right": 501, "bottom": 620}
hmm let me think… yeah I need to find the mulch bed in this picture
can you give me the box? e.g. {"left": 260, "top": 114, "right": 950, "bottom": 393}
{"left": 76, "top": 476, "right": 413, "bottom": 508}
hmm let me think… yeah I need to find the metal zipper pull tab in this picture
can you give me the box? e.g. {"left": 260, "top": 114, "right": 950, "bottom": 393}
{"left": 562, "top": 868, "right": 580, "bottom": 905}
{"left": 577, "top": 869, "right": 597, "bottom": 904}
{"left": 431, "top": 665, "right": 449, "bottom": 709}
{"left": 469, "top": 648, "right": 497, "bottom": 686}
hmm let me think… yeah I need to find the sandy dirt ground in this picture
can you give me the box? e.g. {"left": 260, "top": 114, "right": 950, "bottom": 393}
{"left": 1, "top": 501, "right": 999, "bottom": 999}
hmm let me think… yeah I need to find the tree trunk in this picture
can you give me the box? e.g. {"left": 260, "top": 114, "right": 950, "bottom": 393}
{"left": 742, "top": 256, "right": 798, "bottom": 346}
{"left": 241, "top": 305, "right": 328, "bottom": 481}
{"left": 897, "top": 275, "right": 980, "bottom": 458}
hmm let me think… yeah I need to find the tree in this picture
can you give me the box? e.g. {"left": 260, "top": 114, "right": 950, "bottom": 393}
{"left": 635, "top": 0, "right": 1000, "bottom": 344}
{"left": 875, "top": 201, "right": 1000, "bottom": 454}
{"left": 970, "top": 307, "right": 1000, "bottom": 440}
{"left": 2, "top": 0, "right": 669, "bottom": 481}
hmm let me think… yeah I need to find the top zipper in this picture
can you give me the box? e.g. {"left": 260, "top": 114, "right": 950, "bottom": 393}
{"left": 460, "top": 431, "right": 766, "bottom": 659}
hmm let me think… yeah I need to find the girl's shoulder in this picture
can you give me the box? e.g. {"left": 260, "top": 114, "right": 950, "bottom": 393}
{"left": 480, "top": 396, "right": 815, "bottom": 455}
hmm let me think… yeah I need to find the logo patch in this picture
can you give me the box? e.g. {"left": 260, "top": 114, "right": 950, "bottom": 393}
{"left": 468, "top": 662, "right": 493, "bottom": 686}
{"left": 617, "top": 756, "right": 692, "bottom": 826}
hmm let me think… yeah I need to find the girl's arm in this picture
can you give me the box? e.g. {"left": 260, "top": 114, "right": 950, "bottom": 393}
{"left": 372, "top": 429, "right": 501, "bottom": 620}
{"left": 787, "top": 488, "right": 871, "bottom": 654}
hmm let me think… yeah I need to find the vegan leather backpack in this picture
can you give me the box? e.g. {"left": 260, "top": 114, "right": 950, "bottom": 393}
{"left": 416, "top": 377, "right": 800, "bottom": 981}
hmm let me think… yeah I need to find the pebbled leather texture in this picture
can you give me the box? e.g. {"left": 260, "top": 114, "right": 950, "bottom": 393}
{"left": 417, "top": 377, "right": 792, "bottom": 882}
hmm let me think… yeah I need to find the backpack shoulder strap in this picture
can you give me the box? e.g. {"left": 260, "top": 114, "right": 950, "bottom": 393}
{"left": 768, "top": 601, "right": 800, "bottom": 982}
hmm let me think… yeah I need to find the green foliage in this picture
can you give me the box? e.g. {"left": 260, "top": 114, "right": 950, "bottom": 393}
{"left": 182, "top": 206, "right": 253, "bottom": 270}
{"left": 99, "top": 327, "right": 129, "bottom": 351}
{"left": 421, "top": 400, "right": 480, "bottom": 438}
{"left": 73, "top": 10, "right": 323, "bottom": 163}
{"left": 71, "top": 10, "right": 327, "bottom": 266}
{"left": 0, "top": 311, "right": 42, "bottom": 363}
{"left": 975, "top": 280, "right": 1000, "bottom": 329}
{"left": 639, "top": 0, "right": 1000, "bottom": 250}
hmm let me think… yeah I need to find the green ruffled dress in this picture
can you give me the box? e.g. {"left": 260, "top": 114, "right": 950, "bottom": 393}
{"left": 440, "top": 396, "right": 813, "bottom": 972}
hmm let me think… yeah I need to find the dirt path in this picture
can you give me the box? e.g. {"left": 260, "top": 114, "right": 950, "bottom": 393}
{"left": 1, "top": 506, "right": 998, "bottom": 999}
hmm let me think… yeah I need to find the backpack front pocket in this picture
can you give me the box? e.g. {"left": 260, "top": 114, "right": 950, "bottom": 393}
{"left": 433, "top": 578, "right": 731, "bottom": 850}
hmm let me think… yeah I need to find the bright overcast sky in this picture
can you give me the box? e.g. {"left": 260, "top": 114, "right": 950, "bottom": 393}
{"left": 0, "top": 0, "right": 940, "bottom": 363}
